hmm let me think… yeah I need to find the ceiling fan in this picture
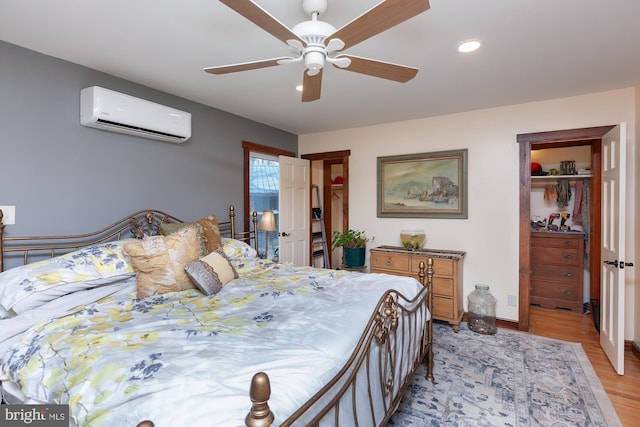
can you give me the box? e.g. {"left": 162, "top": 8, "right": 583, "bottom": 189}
{"left": 205, "top": 0, "right": 431, "bottom": 102}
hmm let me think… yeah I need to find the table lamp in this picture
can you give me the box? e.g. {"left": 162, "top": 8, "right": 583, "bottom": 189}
{"left": 259, "top": 211, "right": 276, "bottom": 259}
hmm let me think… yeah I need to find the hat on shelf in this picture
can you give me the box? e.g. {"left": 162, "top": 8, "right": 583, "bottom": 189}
{"left": 531, "top": 162, "right": 542, "bottom": 173}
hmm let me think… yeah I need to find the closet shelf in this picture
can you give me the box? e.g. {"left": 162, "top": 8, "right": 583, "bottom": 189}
{"left": 531, "top": 174, "right": 592, "bottom": 180}
{"left": 531, "top": 174, "right": 592, "bottom": 187}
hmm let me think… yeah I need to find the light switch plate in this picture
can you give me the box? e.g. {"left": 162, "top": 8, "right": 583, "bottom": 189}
{"left": 0, "top": 206, "right": 15, "bottom": 225}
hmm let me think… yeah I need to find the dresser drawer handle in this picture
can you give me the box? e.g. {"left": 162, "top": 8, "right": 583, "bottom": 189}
{"left": 564, "top": 272, "right": 573, "bottom": 278}
{"left": 386, "top": 259, "right": 392, "bottom": 266}
{"left": 563, "top": 289, "right": 572, "bottom": 295}
{"left": 563, "top": 254, "right": 573, "bottom": 260}
{"left": 563, "top": 241, "right": 574, "bottom": 246}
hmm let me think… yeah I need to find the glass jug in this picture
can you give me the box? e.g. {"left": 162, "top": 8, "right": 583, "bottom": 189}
{"left": 467, "top": 284, "right": 497, "bottom": 335}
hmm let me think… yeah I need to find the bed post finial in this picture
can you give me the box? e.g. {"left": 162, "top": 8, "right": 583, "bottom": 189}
{"left": 423, "top": 258, "right": 435, "bottom": 381}
{"left": 245, "top": 371, "right": 274, "bottom": 427}
{"left": 229, "top": 205, "right": 236, "bottom": 239}
{"left": 252, "top": 211, "right": 259, "bottom": 252}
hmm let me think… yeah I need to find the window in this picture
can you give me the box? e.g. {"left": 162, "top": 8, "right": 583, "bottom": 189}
{"left": 242, "top": 141, "right": 295, "bottom": 260}
{"left": 249, "top": 153, "right": 279, "bottom": 259}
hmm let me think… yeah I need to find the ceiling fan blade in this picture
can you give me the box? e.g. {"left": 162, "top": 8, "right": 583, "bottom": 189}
{"left": 328, "top": 0, "right": 430, "bottom": 50}
{"left": 302, "top": 69, "right": 323, "bottom": 102}
{"left": 334, "top": 55, "right": 418, "bottom": 83}
{"left": 219, "top": 0, "right": 306, "bottom": 47}
{"left": 204, "top": 57, "right": 293, "bottom": 74}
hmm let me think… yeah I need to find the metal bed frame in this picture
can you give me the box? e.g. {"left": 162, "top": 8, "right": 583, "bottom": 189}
{"left": 0, "top": 206, "right": 433, "bottom": 427}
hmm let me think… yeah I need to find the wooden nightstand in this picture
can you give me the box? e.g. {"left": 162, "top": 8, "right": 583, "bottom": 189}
{"left": 370, "top": 246, "right": 466, "bottom": 332}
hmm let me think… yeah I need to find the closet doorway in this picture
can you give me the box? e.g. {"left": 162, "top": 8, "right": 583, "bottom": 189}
{"left": 302, "top": 150, "right": 350, "bottom": 268}
{"left": 517, "top": 125, "right": 615, "bottom": 332}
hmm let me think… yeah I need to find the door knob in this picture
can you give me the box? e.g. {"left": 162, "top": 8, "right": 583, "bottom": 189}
{"left": 280, "top": 232, "right": 290, "bottom": 237}
{"left": 603, "top": 260, "right": 619, "bottom": 268}
{"left": 620, "top": 261, "right": 634, "bottom": 269}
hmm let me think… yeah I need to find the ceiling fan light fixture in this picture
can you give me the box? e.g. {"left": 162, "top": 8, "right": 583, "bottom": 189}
{"left": 458, "top": 39, "right": 482, "bottom": 53}
{"left": 304, "top": 50, "right": 325, "bottom": 73}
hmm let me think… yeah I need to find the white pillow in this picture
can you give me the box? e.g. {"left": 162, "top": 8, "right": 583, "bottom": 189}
{"left": 221, "top": 238, "right": 258, "bottom": 259}
{"left": 0, "top": 240, "right": 135, "bottom": 314}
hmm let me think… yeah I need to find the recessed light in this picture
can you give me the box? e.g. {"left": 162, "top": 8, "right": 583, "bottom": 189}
{"left": 458, "top": 39, "right": 481, "bottom": 53}
{"left": 296, "top": 85, "right": 303, "bottom": 92}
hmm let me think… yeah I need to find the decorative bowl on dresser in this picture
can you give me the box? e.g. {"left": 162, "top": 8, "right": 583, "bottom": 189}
{"left": 370, "top": 245, "right": 466, "bottom": 332}
{"left": 530, "top": 231, "right": 585, "bottom": 313}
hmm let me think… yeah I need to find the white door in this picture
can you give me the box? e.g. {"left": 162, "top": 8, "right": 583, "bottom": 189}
{"left": 600, "top": 123, "right": 626, "bottom": 375}
{"left": 278, "top": 155, "right": 310, "bottom": 266}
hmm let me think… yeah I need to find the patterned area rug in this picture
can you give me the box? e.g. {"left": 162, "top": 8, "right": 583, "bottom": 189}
{"left": 389, "top": 322, "right": 622, "bottom": 426}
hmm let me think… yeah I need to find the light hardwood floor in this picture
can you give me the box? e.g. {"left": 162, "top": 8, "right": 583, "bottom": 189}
{"left": 527, "top": 306, "right": 640, "bottom": 426}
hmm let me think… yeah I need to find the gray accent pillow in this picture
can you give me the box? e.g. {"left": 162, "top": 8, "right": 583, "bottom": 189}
{"left": 184, "top": 248, "right": 239, "bottom": 296}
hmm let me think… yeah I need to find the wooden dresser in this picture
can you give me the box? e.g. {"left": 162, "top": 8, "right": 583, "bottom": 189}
{"left": 370, "top": 246, "right": 466, "bottom": 332}
{"left": 530, "top": 232, "right": 585, "bottom": 313}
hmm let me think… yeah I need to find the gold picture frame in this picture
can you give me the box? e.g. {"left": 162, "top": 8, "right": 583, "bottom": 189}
{"left": 377, "top": 149, "right": 468, "bottom": 218}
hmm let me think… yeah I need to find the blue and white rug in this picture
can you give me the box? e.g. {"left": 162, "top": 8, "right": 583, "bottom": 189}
{"left": 389, "top": 322, "right": 622, "bottom": 426}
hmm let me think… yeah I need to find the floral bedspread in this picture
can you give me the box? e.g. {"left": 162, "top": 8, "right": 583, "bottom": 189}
{"left": 1, "top": 258, "right": 424, "bottom": 427}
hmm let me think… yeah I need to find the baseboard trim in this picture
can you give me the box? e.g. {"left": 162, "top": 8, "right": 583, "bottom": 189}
{"left": 496, "top": 318, "right": 519, "bottom": 330}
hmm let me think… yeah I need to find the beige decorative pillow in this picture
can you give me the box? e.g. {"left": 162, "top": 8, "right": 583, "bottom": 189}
{"left": 195, "top": 214, "right": 222, "bottom": 254}
{"left": 184, "top": 248, "right": 238, "bottom": 296}
{"left": 161, "top": 222, "right": 207, "bottom": 256}
{"left": 160, "top": 214, "right": 222, "bottom": 255}
{"left": 124, "top": 226, "right": 200, "bottom": 299}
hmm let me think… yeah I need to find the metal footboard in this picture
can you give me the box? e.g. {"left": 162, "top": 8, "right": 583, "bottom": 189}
{"left": 244, "top": 259, "right": 434, "bottom": 427}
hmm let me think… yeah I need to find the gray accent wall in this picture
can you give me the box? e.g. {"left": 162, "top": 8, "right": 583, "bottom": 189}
{"left": 0, "top": 41, "right": 297, "bottom": 241}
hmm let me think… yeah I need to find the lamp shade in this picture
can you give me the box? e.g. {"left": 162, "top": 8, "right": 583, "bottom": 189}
{"left": 259, "top": 211, "right": 276, "bottom": 232}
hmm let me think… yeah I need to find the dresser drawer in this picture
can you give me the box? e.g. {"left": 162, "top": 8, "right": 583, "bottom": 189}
{"left": 531, "top": 264, "right": 581, "bottom": 284}
{"left": 432, "top": 277, "right": 454, "bottom": 297}
{"left": 531, "top": 235, "right": 583, "bottom": 249}
{"left": 531, "top": 281, "right": 580, "bottom": 302}
{"left": 432, "top": 296, "right": 454, "bottom": 319}
{"left": 531, "top": 246, "right": 580, "bottom": 265}
{"left": 370, "top": 252, "right": 410, "bottom": 273}
{"left": 410, "top": 256, "right": 454, "bottom": 276}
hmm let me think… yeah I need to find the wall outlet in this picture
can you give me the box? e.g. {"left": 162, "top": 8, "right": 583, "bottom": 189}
{"left": 507, "top": 294, "right": 517, "bottom": 307}
{"left": 0, "top": 206, "right": 16, "bottom": 225}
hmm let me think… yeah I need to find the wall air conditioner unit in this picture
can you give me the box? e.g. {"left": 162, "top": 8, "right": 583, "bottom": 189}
{"left": 80, "top": 86, "right": 191, "bottom": 143}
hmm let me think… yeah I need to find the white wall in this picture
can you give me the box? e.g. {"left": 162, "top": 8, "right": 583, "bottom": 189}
{"left": 299, "top": 88, "right": 637, "bottom": 340}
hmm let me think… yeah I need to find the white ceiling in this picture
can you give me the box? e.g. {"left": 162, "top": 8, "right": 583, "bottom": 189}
{"left": 1, "top": 0, "right": 640, "bottom": 135}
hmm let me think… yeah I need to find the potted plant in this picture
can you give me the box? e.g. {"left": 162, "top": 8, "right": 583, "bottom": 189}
{"left": 331, "top": 229, "right": 370, "bottom": 268}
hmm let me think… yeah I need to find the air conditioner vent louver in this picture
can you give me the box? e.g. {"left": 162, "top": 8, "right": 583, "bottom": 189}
{"left": 95, "top": 119, "right": 187, "bottom": 141}
{"left": 80, "top": 86, "right": 191, "bottom": 143}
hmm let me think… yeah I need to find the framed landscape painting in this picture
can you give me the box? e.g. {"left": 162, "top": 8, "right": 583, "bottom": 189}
{"left": 377, "top": 149, "right": 468, "bottom": 218}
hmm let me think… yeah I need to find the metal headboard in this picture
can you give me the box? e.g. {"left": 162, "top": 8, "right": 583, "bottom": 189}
{"left": 0, "top": 206, "right": 258, "bottom": 272}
